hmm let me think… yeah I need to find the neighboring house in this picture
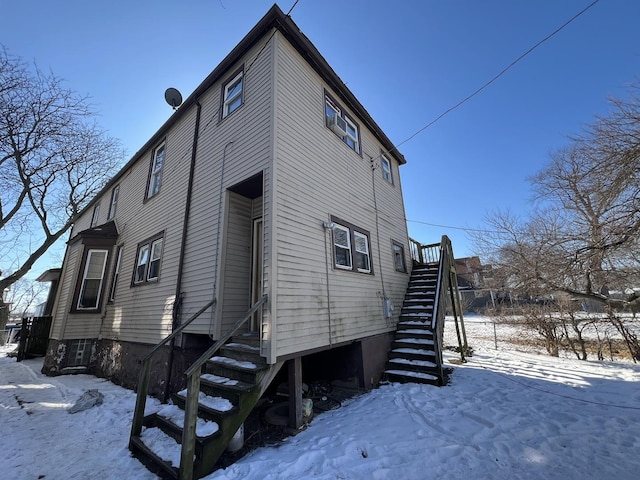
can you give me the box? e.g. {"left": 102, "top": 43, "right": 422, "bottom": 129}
{"left": 42, "top": 5, "right": 412, "bottom": 396}
{"left": 455, "top": 256, "right": 485, "bottom": 290}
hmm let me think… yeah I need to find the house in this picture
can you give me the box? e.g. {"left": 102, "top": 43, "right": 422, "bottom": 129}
{"left": 40, "top": 6, "right": 465, "bottom": 477}
{"left": 42, "top": 5, "right": 410, "bottom": 396}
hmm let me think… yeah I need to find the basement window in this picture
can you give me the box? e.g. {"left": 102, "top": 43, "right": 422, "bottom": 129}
{"left": 67, "top": 339, "right": 92, "bottom": 367}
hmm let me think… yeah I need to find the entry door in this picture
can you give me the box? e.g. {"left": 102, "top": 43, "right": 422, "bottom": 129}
{"left": 250, "top": 217, "right": 263, "bottom": 331}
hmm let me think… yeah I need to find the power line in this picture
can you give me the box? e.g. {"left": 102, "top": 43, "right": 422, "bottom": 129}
{"left": 406, "top": 218, "right": 503, "bottom": 234}
{"left": 388, "top": 0, "right": 602, "bottom": 155}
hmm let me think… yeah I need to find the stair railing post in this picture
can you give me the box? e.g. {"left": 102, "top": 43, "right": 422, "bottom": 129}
{"left": 179, "top": 370, "right": 200, "bottom": 480}
{"left": 130, "top": 358, "right": 151, "bottom": 441}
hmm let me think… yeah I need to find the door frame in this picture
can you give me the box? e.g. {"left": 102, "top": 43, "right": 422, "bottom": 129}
{"left": 250, "top": 217, "right": 263, "bottom": 331}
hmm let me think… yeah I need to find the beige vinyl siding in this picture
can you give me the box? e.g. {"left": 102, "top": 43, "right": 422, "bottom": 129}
{"left": 49, "top": 243, "right": 81, "bottom": 340}
{"left": 52, "top": 102, "right": 197, "bottom": 345}
{"left": 180, "top": 34, "right": 274, "bottom": 336}
{"left": 218, "top": 192, "right": 252, "bottom": 332}
{"left": 272, "top": 33, "right": 410, "bottom": 358}
{"left": 99, "top": 108, "right": 195, "bottom": 344}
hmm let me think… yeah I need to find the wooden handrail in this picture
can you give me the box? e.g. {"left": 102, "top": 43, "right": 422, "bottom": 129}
{"left": 179, "top": 294, "right": 268, "bottom": 480}
{"left": 130, "top": 299, "right": 216, "bottom": 444}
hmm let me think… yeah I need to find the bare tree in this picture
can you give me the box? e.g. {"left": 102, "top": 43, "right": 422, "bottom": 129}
{"left": 474, "top": 81, "right": 640, "bottom": 362}
{"left": 476, "top": 81, "right": 640, "bottom": 309}
{"left": 0, "top": 46, "right": 124, "bottom": 335}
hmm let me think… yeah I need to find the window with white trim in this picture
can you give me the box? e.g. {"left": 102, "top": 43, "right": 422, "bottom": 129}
{"left": 333, "top": 224, "right": 352, "bottom": 269}
{"left": 354, "top": 232, "right": 371, "bottom": 273}
{"left": 331, "top": 216, "right": 372, "bottom": 274}
{"left": 107, "top": 185, "right": 120, "bottom": 220}
{"left": 344, "top": 116, "right": 360, "bottom": 152}
{"left": 133, "top": 234, "right": 163, "bottom": 285}
{"left": 381, "top": 154, "right": 393, "bottom": 184}
{"left": 392, "top": 241, "right": 407, "bottom": 273}
{"left": 222, "top": 68, "right": 244, "bottom": 118}
{"left": 90, "top": 202, "right": 100, "bottom": 227}
{"left": 77, "top": 249, "right": 108, "bottom": 310}
{"left": 324, "top": 91, "right": 361, "bottom": 154}
{"left": 108, "top": 245, "right": 123, "bottom": 302}
{"left": 147, "top": 143, "right": 165, "bottom": 199}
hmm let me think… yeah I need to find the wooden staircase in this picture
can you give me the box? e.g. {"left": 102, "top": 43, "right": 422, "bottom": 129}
{"left": 130, "top": 333, "right": 283, "bottom": 479}
{"left": 385, "top": 263, "right": 442, "bottom": 385}
{"left": 385, "top": 236, "right": 469, "bottom": 386}
{"left": 129, "top": 296, "right": 285, "bottom": 479}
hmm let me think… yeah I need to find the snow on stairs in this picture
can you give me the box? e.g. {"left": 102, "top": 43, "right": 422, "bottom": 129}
{"left": 385, "top": 263, "right": 442, "bottom": 386}
{"left": 129, "top": 333, "right": 283, "bottom": 479}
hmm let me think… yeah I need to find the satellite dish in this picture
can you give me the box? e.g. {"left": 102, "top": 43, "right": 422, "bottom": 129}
{"left": 164, "top": 88, "right": 183, "bottom": 110}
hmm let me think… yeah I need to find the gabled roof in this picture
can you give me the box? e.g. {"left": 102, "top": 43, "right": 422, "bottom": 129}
{"left": 81, "top": 4, "right": 405, "bottom": 217}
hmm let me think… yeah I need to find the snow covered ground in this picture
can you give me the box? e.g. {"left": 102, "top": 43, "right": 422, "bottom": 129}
{"left": 2, "top": 317, "right": 640, "bottom": 479}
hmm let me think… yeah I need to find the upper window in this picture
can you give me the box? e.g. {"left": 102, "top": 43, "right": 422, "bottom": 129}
{"left": 222, "top": 68, "right": 244, "bottom": 118}
{"left": 324, "top": 91, "right": 360, "bottom": 154}
{"left": 331, "top": 216, "right": 372, "bottom": 274}
{"left": 108, "top": 245, "right": 123, "bottom": 302}
{"left": 392, "top": 241, "right": 407, "bottom": 273}
{"left": 90, "top": 203, "right": 100, "bottom": 227}
{"left": 147, "top": 143, "right": 165, "bottom": 199}
{"left": 107, "top": 185, "right": 120, "bottom": 220}
{"left": 77, "top": 249, "right": 108, "bottom": 310}
{"left": 333, "top": 224, "right": 352, "bottom": 269}
{"left": 381, "top": 154, "right": 393, "bottom": 184}
{"left": 133, "top": 234, "right": 163, "bottom": 285}
{"left": 353, "top": 232, "right": 371, "bottom": 273}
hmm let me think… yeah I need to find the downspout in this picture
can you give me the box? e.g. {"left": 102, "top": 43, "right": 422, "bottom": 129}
{"left": 164, "top": 100, "right": 202, "bottom": 401}
{"left": 369, "top": 155, "right": 389, "bottom": 320}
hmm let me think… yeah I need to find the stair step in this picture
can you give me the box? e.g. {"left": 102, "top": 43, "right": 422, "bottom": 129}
{"left": 209, "top": 355, "right": 260, "bottom": 371}
{"left": 175, "top": 390, "right": 235, "bottom": 413}
{"left": 219, "top": 343, "right": 266, "bottom": 365}
{"left": 388, "top": 357, "right": 437, "bottom": 368}
{"left": 205, "top": 357, "right": 264, "bottom": 384}
{"left": 403, "top": 297, "right": 434, "bottom": 303}
{"left": 398, "top": 320, "right": 432, "bottom": 327}
{"left": 200, "top": 373, "right": 253, "bottom": 394}
{"left": 156, "top": 404, "right": 220, "bottom": 438}
{"left": 389, "top": 348, "right": 437, "bottom": 363}
{"left": 396, "top": 329, "right": 434, "bottom": 338}
{"left": 385, "top": 369, "right": 440, "bottom": 385}
{"left": 391, "top": 347, "right": 436, "bottom": 356}
{"left": 394, "top": 337, "right": 434, "bottom": 346}
{"left": 231, "top": 332, "right": 260, "bottom": 348}
{"left": 136, "top": 427, "right": 182, "bottom": 475}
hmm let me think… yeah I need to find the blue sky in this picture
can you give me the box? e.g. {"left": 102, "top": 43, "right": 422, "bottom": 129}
{"left": 2, "top": 0, "right": 640, "bottom": 276}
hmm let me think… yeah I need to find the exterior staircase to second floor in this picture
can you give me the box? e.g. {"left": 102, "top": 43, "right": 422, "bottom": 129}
{"left": 385, "top": 263, "right": 442, "bottom": 385}
{"left": 384, "top": 236, "right": 469, "bottom": 386}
